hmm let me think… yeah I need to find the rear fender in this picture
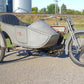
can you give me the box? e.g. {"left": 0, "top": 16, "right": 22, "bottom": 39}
{"left": 2, "top": 31, "right": 12, "bottom": 44}
{"left": 65, "top": 30, "right": 84, "bottom": 55}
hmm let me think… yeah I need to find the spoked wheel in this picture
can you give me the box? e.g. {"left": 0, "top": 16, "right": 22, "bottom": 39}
{"left": 0, "top": 34, "right": 6, "bottom": 63}
{"left": 0, "top": 47, "right": 5, "bottom": 63}
{"left": 69, "top": 33, "right": 84, "bottom": 66}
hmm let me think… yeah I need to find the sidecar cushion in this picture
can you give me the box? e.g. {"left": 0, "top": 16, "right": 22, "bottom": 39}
{"left": 0, "top": 14, "right": 30, "bottom": 26}
{"left": 0, "top": 14, "right": 19, "bottom": 25}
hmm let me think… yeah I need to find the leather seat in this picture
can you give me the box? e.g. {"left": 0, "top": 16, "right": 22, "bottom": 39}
{"left": 0, "top": 14, "right": 30, "bottom": 26}
{"left": 0, "top": 14, "right": 19, "bottom": 25}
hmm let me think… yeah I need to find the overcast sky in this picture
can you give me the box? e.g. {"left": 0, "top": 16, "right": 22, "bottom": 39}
{"left": 32, "top": 0, "right": 84, "bottom": 11}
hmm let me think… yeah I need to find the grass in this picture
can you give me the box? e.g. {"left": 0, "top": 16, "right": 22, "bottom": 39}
{"left": 77, "top": 27, "right": 84, "bottom": 30}
{"left": 15, "top": 14, "right": 84, "bottom": 27}
{"left": 6, "top": 39, "right": 15, "bottom": 47}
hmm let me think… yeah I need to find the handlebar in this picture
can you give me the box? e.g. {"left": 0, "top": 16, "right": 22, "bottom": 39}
{"left": 41, "top": 16, "right": 60, "bottom": 20}
{"left": 41, "top": 16, "right": 67, "bottom": 21}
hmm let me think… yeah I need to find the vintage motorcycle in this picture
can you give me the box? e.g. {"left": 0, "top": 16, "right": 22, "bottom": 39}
{"left": 0, "top": 14, "right": 84, "bottom": 66}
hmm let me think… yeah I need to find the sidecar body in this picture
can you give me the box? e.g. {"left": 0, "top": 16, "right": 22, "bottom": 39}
{"left": 0, "top": 14, "right": 59, "bottom": 49}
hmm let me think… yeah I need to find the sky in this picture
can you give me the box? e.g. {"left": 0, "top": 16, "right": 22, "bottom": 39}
{"left": 32, "top": 0, "right": 84, "bottom": 11}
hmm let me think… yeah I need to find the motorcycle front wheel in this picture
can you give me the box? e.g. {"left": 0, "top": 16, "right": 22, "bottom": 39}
{"left": 69, "top": 33, "right": 84, "bottom": 66}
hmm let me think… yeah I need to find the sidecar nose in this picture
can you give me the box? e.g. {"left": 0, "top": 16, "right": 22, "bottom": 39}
{"left": 28, "top": 20, "right": 58, "bottom": 36}
{"left": 27, "top": 20, "right": 59, "bottom": 48}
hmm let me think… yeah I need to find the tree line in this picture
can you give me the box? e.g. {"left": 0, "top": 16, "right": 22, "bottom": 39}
{"left": 32, "top": 4, "right": 84, "bottom": 15}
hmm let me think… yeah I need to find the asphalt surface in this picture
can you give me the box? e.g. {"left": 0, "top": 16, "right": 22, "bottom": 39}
{"left": 0, "top": 50, "right": 84, "bottom": 84}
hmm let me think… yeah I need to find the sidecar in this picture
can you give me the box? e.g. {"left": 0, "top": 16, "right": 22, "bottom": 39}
{"left": 0, "top": 14, "right": 59, "bottom": 49}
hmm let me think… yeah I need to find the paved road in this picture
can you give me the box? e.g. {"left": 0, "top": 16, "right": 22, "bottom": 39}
{"left": 0, "top": 50, "right": 84, "bottom": 84}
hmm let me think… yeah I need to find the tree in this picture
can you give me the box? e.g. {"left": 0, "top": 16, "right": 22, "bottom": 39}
{"left": 82, "top": 10, "right": 84, "bottom": 15}
{"left": 47, "top": 4, "right": 59, "bottom": 14}
{"left": 32, "top": 7, "right": 38, "bottom": 13}
{"left": 39, "top": 8, "right": 47, "bottom": 13}
{"left": 61, "top": 4, "right": 67, "bottom": 14}
{"left": 67, "top": 9, "right": 81, "bottom": 15}
{"left": 74, "top": 10, "right": 81, "bottom": 15}
{"left": 47, "top": 4, "right": 55, "bottom": 14}
{"left": 67, "top": 9, "right": 74, "bottom": 14}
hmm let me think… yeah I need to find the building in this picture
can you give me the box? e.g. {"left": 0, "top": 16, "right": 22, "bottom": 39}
{"left": 0, "top": 0, "right": 6, "bottom": 12}
{"left": 0, "top": 0, "right": 32, "bottom": 13}
{"left": 7, "top": 0, "right": 12, "bottom": 12}
{"left": 13, "top": 0, "right": 32, "bottom": 13}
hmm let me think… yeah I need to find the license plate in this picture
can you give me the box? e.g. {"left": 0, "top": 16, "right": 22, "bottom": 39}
{"left": 51, "top": 25, "right": 66, "bottom": 33}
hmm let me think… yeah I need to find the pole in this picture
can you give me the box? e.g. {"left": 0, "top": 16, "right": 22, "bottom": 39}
{"left": 55, "top": 0, "right": 58, "bottom": 14}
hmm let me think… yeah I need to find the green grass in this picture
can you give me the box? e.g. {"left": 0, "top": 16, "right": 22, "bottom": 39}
{"left": 16, "top": 15, "right": 84, "bottom": 27}
{"left": 76, "top": 27, "right": 84, "bottom": 30}
{"left": 65, "top": 27, "right": 84, "bottom": 39}
{"left": 6, "top": 39, "right": 15, "bottom": 48}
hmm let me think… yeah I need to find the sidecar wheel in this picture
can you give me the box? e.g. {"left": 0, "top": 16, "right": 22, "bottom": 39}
{"left": 0, "top": 47, "right": 5, "bottom": 63}
{"left": 0, "top": 32, "right": 6, "bottom": 63}
{"left": 69, "top": 33, "right": 84, "bottom": 66}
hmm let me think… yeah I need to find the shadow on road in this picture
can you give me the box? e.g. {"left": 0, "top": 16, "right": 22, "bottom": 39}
{"left": 2, "top": 50, "right": 69, "bottom": 64}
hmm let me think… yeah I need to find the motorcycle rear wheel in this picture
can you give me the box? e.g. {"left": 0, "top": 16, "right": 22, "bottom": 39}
{"left": 69, "top": 33, "right": 84, "bottom": 66}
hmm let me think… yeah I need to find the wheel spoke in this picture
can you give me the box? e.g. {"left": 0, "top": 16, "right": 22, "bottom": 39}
{"left": 69, "top": 33, "right": 84, "bottom": 66}
{"left": 0, "top": 46, "right": 1, "bottom": 54}
{"left": 72, "top": 50, "right": 78, "bottom": 54}
{"left": 79, "top": 52, "right": 84, "bottom": 63}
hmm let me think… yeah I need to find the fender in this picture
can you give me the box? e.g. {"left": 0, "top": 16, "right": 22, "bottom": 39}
{"left": 65, "top": 29, "right": 84, "bottom": 55}
{"left": 2, "top": 31, "right": 12, "bottom": 44}
{"left": 0, "top": 31, "right": 6, "bottom": 48}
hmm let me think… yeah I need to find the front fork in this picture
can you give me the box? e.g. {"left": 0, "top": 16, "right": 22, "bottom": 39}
{"left": 67, "top": 18, "right": 81, "bottom": 52}
{"left": 71, "top": 34, "right": 81, "bottom": 53}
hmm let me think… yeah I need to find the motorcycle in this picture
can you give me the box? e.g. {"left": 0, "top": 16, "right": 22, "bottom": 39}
{"left": 0, "top": 14, "right": 84, "bottom": 66}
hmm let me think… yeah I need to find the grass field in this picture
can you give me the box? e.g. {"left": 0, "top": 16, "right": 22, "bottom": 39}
{"left": 77, "top": 27, "right": 84, "bottom": 30}
{"left": 0, "top": 14, "right": 84, "bottom": 47}
{"left": 15, "top": 14, "right": 84, "bottom": 27}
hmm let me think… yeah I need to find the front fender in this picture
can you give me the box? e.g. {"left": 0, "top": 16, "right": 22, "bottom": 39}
{"left": 65, "top": 30, "right": 84, "bottom": 55}
{"left": 0, "top": 31, "right": 6, "bottom": 48}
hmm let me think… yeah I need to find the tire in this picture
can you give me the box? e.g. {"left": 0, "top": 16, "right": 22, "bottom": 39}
{"left": 0, "top": 47, "right": 5, "bottom": 63}
{"left": 69, "top": 33, "right": 84, "bottom": 66}
{"left": 0, "top": 32, "right": 6, "bottom": 63}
